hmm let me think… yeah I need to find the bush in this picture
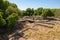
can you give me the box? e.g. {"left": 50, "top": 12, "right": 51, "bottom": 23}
{"left": 41, "top": 9, "right": 54, "bottom": 19}
{"left": 0, "top": 15, "right": 6, "bottom": 27}
{"left": 7, "top": 13, "right": 19, "bottom": 28}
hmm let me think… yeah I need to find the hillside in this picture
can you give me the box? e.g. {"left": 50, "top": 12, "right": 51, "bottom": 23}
{"left": 9, "top": 16, "right": 60, "bottom": 40}
{"left": 0, "top": 0, "right": 60, "bottom": 40}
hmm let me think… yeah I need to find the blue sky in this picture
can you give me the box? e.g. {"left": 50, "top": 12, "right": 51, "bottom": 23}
{"left": 9, "top": 0, "right": 60, "bottom": 10}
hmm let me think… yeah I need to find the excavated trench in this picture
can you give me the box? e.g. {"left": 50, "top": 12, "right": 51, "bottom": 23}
{"left": 9, "top": 16, "right": 60, "bottom": 40}
{"left": 9, "top": 21, "right": 57, "bottom": 40}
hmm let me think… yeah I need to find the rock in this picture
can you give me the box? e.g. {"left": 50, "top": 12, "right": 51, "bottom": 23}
{"left": 27, "top": 38, "right": 35, "bottom": 40}
{"left": 18, "top": 37, "right": 26, "bottom": 40}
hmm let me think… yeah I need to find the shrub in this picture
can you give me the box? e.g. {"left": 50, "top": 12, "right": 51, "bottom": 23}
{"left": 7, "top": 13, "right": 19, "bottom": 28}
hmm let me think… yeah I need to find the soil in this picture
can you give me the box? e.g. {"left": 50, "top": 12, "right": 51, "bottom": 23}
{"left": 9, "top": 16, "right": 60, "bottom": 40}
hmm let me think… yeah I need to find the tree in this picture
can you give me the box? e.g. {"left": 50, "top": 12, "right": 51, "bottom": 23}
{"left": 41, "top": 9, "right": 54, "bottom": 19}
{"left": 5, "top": 5, "right": 19, "bottom": 18}
{"left": 46, "top": 9, "right": 54, "bottom": 17}
{"left": 10, "top": 3, "right": 17, "bottom": 8}
{"left": 26, "top": 8, "right": 32, "bottom": 16}
{"left": 0, "top": 0, "right": 20, "bottom": 28}
{"left": 0, "top": 0, "right": 3, "bottom": 10}
{"left": 37, "top": 7, "right": 43, "bottom": 15}
{"left": 0, "top": 14, "right": 6, "bottom": 27}
{"left": 7, "top": 13, "right": 19, "bottom": 28}
{"left": 34, "top": 10, "right": 38, "bottom": 15}
{"left": 20, "top": 10, "right": 26, "bottom": 16}
{"left": 3, "top": 0, "right": 10, "bottom": 10}
{"left": 0, "top": 0, "right": 9, "bottom": 10}
{"left": 26, "top": 8, "right": 34, "bottom": 16}
{"left": 34, "top": 8, "right": 43, "bottom": 16}
{"left": 41, "top": 9, "right": 47, "bottom": 19}
{"left": 0, "top": 12, "right": 3, "bottom": 16}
